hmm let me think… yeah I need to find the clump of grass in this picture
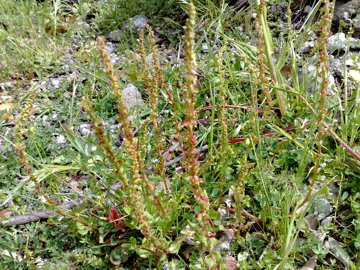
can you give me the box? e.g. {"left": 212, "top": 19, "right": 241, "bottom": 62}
{"left": 2, "top": 0, "right": 360, "bottom": 268}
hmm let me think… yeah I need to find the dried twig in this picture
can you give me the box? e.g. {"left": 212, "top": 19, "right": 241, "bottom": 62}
{"left": 0, "top": 199, "right": 83, "bottom": 227}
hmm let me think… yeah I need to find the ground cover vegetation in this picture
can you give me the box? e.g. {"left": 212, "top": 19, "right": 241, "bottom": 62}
{"left": 0, "top": 0, "right": 359, "bottom": 269}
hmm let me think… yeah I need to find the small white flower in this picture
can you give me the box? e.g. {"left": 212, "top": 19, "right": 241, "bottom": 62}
{"left": 320, "top": 163, "right": 327, "bottom": 168}
{"left": 355, "top": 98, "right": 360, "bottom": 104}
{"left": 320, "top": 175, "right": 326, "bottom": 181}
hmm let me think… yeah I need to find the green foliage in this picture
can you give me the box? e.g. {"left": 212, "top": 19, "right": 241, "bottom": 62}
{"left": 0, "top": 0, "right": 359, "bottom": 269}
{"left": 92, "top": 0, "right": 180, "bottom": 32}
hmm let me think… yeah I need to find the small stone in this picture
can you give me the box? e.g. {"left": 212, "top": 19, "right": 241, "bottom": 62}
{"left": 354, "top": 13, "right": 360, "bottom": 32}
{"left": 153, "top": 34, "right": 161, "bottom": 43}
{"left": 125, "top": 15, "right": 151, "bottom": 32}
{"left": 348, "top": 37, "right": 360, "bottom": 50}
{"left": 212, "top": 44, "right": 218, "bottom": 51}
{"left": 348, "top": 69, "right": 360, "bottom": 82}
{"left": 235, "top": 25, "right": 243, "bottom": 33}
{"left": 327, "top": 236, "right": 351, "bottom": 268}
{"left": 79, "top": 124, "right": 91, "bottom": 137}
{"left": 201, "top": 43, "right": 209, "bottom": 53}
{"left": 300, "top": 257, "right": 317, "bottom": 270}
{"left": 303, "top": 64, "right": 336, "bottom": 95}
{"left": 69, "top": 180, "right": 79, "bottom": 188}
{"left": 301, "top": 41, "right": 315, "bottom": 53}
{"left": 0, "top": 250, "right": 23, "bottom": 262}
{"left": 110, "top": 182, "right": 123, "bottom": 191}
{"left": 166, "top": 52, "right": 177, "bottom": 64}
{"left": 104, "top": 42, "right": 115, "bottom": 54}
{"left": 321, "top": 216, "right": 333, "bottom": 227}
{"left": 50, "top": 78, "right": 60, "bottom": 89}
{"left": 62, "top": 64, "right": 71, "bottom": 72}
{"left": 110, "top": 124, "right": 119, "bottom": 134}
{"left": 327, "top": 33, "right": 346, "bottom": 52}
{"left": 51, "top": 113, "right": 58, "bottom": 121}
{"left": 110, "top": 54, "right": 118, "bottom": 65}
{"left": 145, "top": 53, "right": 154, "bottom": 66}
{"left": 313, "top": 197, "right": 332, "bottom": 221}
{"left": 108, "top": 29, "right": 123, "bottom": 42}
{"left": 55, "top": 135, "right": 66, "bottom": 144}
{"left": 303, "top": 215, "right": 318, "bottom": 231}
{"left": 42, "top": 115, "right": 51, "bottom": 127}
{"left": 0, "top": 95, "right": 12, "bottom": 101}
{"left": 303, "top": 5, "right": 312, "bottom": 14}
{"left": 0, "top": 81, "right": 14, "bottom": 91}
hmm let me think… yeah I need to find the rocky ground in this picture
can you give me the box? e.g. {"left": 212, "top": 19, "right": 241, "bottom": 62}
{"left": 0, "top": 0, "right": 359, "bottom": 269}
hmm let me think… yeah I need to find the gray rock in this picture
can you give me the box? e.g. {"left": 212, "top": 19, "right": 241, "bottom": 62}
{"left": 125, "top": 15, "right": 151, "bottom": 32}
{"left": 55, "top": 135, "right": 67, "bottom": 145}
{"left": 326, "top": 236, "right": 350, "bottom": 269}
{"left": 201, "top": 43, "right": 209, "bottom": 53}
{"left": 109, "top": 124, "right": 119, "bottom": 134}
{"left": 51, "top": 113, "right": 58, "bottom": 121}
{"left": 166, "top": 52, "right": 177, "bottom": 64}
{"left": 354, "top": 13, "right": 360, "bottom": 32}
{"left": 0, "top": 95, "right": 12, "bottom": 102}
{"left": 110, "top": 17, "right": 156, "bottom": 42}
{"left": 300, "top": 41, "right": 315, "bottom": 54}
{"left": 104, "top": 42, "right": 119, "bottom": 64}
{"left": 79, "top": 124, "right": 91, "bottom": 137}
{"left": 321, "top": 216, "right": 333, "bottom": 227}
{"left": 313, "top": 197, "right": 333, "bottom": 221}
{"left": 212, "top": 44, "right": 219, "bottom": 51}
{"left": 153, "top": 34, "right": 162, "bottom": 43}
{"left": 122, "top": 83, "right": 144, "bottom": 108}
{"left": 40, "top": 114, "right": 50, "bottom": 127}
{"left": 327, "top": 33, "right": 346, "bottom": 53}
{"left": 329, "top": 54, "right": 360, "bottom": 96}
{"left": 0, "top": 81, "right": 14, "bottom": 91}
{"left": 329, "top": 56, "right": 344, "bottom": 78}
{"left": 299, "top": 257, "right": 317, "bottom": 270}
{"left": 145, "top": 53, "right": 154, "bottom": 66}
{"left": 108, "top": 29, "right": 123, "bottom": 42}
{"left": 49, "top": 78, "right": 60, "bottom": 89}
{"left": 333, "top": 0, "right": 360, "bottom": 22}
{"left": 301, "top": 64, "right": 336, "bottom": 96}
{"left": 348, "top": 37, "right": 360, "bottom": 50}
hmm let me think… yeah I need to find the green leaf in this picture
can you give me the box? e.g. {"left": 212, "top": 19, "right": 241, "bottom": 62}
{"left": 169, "top": 236, "right": 185, "bottom": 254}
{"left": 237, "top": 252, "right": 249, "bottom": 262}
{"left": 76, "top": 222, "right": 90, "bottom": 236}
{"left": 52, "top": 155, "right": 68, "bottom": 164}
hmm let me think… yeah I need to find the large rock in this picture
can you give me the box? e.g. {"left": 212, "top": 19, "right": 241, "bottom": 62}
{"left": 121, "top": 83, "right": 144, "bottom": 109}
{"left": 333, "top": 0, "right": 360, "bottom": 22}
{"left": 354, "top": 13, "right": 360, "bottom": 32}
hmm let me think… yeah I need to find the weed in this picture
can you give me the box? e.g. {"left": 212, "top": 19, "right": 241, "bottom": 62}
{"left": 1, "top": 0, "right": 359, "bottom": 269}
